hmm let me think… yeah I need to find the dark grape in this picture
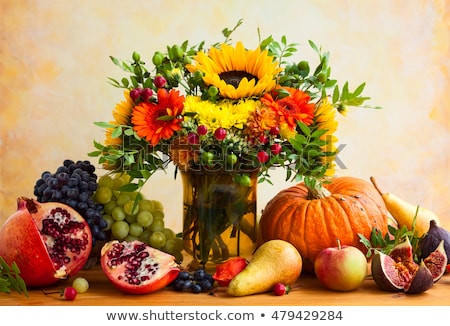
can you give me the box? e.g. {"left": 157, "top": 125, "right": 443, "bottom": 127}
{"left": 33, "top": 159, "right": 106, "bottom": 244}
{"left": 170, "top": 268, "right": 215, "bottom": 293}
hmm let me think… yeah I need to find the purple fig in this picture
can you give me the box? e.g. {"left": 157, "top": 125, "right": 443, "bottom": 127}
{"left": 420, "top": 220, "right": 450, "bottom": 263}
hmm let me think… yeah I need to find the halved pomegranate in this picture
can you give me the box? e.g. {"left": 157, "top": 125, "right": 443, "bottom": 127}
{"left": 0, "top": 197, "right": 92, "bottom": 287}
{"left": 100, "top": 240, "right": 180, "bottom": 294}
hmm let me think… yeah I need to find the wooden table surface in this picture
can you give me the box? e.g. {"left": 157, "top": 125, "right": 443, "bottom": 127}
{"left": 1, "top": 266, "right": 449, "bottom": 306}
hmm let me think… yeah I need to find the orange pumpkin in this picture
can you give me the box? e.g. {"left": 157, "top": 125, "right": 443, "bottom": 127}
{"left": 259, "top": 176, "right": 389, "bottom": 272}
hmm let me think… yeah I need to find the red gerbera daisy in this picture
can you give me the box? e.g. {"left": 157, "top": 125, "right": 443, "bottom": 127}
{"left": 261, "top": 87, "right": 315, "bottom": 130}
{"left": 131, "top": 88, "right": 185, "bottom": 146}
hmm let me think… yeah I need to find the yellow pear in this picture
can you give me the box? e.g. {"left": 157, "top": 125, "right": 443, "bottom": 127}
{"left": 227, "top": 239, "right": 302, "bottom": 296}
{"left": 370, "top": 176, "right": 441, "bottom": 237}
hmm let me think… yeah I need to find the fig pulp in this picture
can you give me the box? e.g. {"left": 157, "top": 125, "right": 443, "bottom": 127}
{"left": 371, "top": 238, "right": 446, "bottom": 294}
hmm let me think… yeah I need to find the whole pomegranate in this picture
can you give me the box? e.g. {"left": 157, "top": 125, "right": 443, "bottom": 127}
{"left": 0, "top": 197, "right": 92, "bottom": 287}
{"left": 100, "top": 240, "right": 180, "bottom": 294}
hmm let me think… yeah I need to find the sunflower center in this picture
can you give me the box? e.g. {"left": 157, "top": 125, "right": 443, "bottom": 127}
{"left": 219, "top": 71, "right": 258, "bottom": 88}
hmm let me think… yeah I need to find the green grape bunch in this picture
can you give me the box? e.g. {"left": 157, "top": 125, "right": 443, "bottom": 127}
{"left": 93, "top": 174, "right": 184, "bottom": 262}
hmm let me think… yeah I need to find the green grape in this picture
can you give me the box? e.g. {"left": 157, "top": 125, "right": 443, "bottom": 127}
{"left": 111, "top": 206, "right": 126, "bottom": 221}
{"left": 149, "top": 218, "right": 165, "bottom": 232}
{"left": 139, "top": 199, "right": 154, "bottom": 212}
{"left": 125, "top": 214, "right": 137, "bottom": 224}
{"left": 162, "top": 238, "right": 177, "bottom": 254}
{"left": 102, "top": 214, "right": 114, "bottom": 231}
{"left": 173, "top": 237, "right": 184, "bottom": 251}
{"left": 97, "top": 175, "right": 114, "bottom": 188}
{"left": 150, "top": 200, "right": 164, "bottom": 212}
{"left": 136, "top": 210, "right": 153, "bottom": 228}
{"left": 72, "top": 277, "right": 89, "bottom": 294}
{"left": 124, "top": 235, "right": 139, "bottom": 242}
{"left": 94, "top": 186, "right": 113, "bottom": 204}
{"left": 162, "top": 228, "right": 176, "bottom": 240}
{"left": 111, "top": 220, "right": 129, "bottom": 239}
{"left": 151, "top": 210, "right": 165, "bottom": 219}
{"left": 103, "top": 200, "right": 117, "bottom": 215}
{"left": 148, "top": 231, "right": 166, "bottom": 249}
{"left": 116, "top": 192, "right": 131, "bottom": 207}
{"left": 123, "top": 200, "right": 139, "bottom": 215}
{"left": 112, "top": 174, "right": 130, "bottom": 190}
{"left": 129, "top": 222, "right": 144, "bottom": 237}
{"left": 138, "top": 229, "right": 152, "bottom": 245}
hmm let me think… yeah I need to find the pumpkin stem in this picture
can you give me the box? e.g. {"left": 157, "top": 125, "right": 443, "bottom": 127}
{"left": 305, "top": 177, "right": 331, "bottom": 199}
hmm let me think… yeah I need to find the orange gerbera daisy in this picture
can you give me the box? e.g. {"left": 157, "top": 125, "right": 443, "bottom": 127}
{"left": 131, "top": 88, "right": 185, "bottom": 146}
{"left": 261, "top": 87, "right": 315, "bottom": 130}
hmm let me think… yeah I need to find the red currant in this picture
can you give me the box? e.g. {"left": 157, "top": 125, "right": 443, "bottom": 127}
{"left": 273, "top": 283, "right": 290, "bottom": 296}
{"left": 61, "top": 287, "right": 77, "bottom": 301}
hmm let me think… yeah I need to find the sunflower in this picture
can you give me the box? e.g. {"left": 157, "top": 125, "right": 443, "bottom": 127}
{"left": 260, "top": 87, "right": 315, "bottom": 130}
{"left": 314, "top": 97, "right": 339, "bottom": 176}
{"left": 187, "top": 42, "right": 282, "bottom": 99}
{"left": 131, "top": 88, "right": 185, "bottom": 146}
{"left": 105, "top": 89, "right": 134, "bottom": 146}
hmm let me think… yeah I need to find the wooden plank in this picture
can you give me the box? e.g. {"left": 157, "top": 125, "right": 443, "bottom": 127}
{"left": 1, "top": 267, "right": 449, "bottom": 306}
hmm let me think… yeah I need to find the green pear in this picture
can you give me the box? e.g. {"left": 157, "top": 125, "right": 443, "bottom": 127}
{"left": 370, "top": 176, "right": 441, "bottom": 237}
{"left": 227, "top": 239, "right": 302, "bottom": 296}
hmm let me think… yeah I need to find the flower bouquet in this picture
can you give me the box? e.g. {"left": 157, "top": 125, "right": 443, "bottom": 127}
{"left": 89, "top": 19, "right": 376, "bottom": 266}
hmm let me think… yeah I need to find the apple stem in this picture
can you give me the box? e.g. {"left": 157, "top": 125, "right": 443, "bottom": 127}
{"left": 336, "top": 238, "right": 342, "bottom": 250}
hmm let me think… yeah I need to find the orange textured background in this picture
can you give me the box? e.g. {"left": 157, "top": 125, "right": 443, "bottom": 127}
{"left": 0, "top": 0, "right": 449, "bottom": 232}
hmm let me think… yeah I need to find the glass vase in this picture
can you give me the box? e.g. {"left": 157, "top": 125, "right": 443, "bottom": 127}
{"left": 180, "top": 169, "right": 258, "bottom": 268}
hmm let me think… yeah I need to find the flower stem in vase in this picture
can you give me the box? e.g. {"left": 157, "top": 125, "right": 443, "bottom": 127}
{"left": 181, "top": 169, "right": 257, "bottom": 267}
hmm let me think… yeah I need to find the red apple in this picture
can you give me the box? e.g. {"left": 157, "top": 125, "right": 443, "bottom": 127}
{"left": 313, "top": 240, "right": 367, "bottom": 291}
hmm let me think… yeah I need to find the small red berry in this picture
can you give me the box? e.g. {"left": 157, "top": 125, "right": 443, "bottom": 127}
{"left": 257, "top": 150, "right": 269, "bottom": 163}
{"left": 197, "top": 125, "right": 208, "bottom": 136}
{"left": 273, "top": 283, "right": 290, "bottom": 296}
{"left": 141, "top": 88, "right": 153, "bottom": 102}
{"left": 129, "top": 87, "right": 142, "bottom": 101}
{"left": 270, "top": 143, "right": 282, "bottom": 155}
{"left": 187, "top": 132, "right": 199, "bottom": 144}
{"left": 61, "top": 287, "right": 77, "bottom": 301}
{"left": 259, "top": 134, "right": 268, "bottom": 144}
{"left": 269, "top": 126, "right": 280, "bottom": 135}
{"left": 153, "top": 75, "right": 167, "bottom": 88}
{"left": 214, "top": 128, "right": 227, "bottom": 141}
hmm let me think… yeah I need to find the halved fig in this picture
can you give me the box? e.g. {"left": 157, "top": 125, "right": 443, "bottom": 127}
{"left": 423, "top": 240, "right": 447, "bottom": 282}
{"left": 371, "top": 237, "right": 446, "bottom": 294}
{"left": 404, "top": 261, "right": 434, "bottom": 294}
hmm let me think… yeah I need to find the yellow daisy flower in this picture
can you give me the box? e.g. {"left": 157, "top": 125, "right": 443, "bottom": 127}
{"left": 183, "top": 96, "right": 258, "bottom": 131}
{"left": 187, "top": 42, "right": 282, "bottom": 99}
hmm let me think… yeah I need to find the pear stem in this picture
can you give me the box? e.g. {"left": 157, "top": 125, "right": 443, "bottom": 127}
{"left": 370, "top": 176, "right": 384, "bottom": 196}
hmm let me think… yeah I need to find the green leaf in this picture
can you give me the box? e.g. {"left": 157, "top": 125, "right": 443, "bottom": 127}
{"left": 119, "top": 183, "right": 140, "bottom": 192}
{"left": 297, "top": 121, "right": 311, "bottom": 137}
{"left": 111, "top": 126, "right": 123, "bottom": 138}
